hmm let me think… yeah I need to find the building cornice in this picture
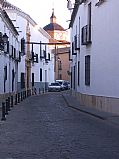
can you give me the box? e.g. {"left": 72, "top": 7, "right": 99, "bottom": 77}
{"left": 2, "top": 9, "right": 18, "bottom": 35}
{"left": 69, "top": 0, "right": 85, "bottom": 28}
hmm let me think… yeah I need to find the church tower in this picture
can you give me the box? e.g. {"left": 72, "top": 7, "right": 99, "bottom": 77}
{"left": 43, "top": 9, "right": 68, "bottom": 43}
{"left": 43, "top": 9, "right": 70, "bottom": 81}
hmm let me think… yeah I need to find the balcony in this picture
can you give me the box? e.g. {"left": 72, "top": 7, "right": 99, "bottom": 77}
{"left": 40, "top": 50, "right": 46, "bottom": 59}
{"left": 31, "top": 51, "right": 38, "bottom": 63}
{"left": 15, "top": 51, "right": 21, "bottom": 62}
{"left": 82, "top": 25, "right": 91, "bottom": 45}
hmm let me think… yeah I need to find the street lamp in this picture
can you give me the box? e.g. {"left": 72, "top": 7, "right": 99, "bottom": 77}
{"left": 2, "top": 33, "right": 9, "bottom": 53}
{"left": 0, "top": 32, "right": 4, "bottom": 50}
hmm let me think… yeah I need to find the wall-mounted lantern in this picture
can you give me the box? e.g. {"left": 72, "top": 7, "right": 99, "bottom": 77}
{"left": 0, "top": 32, "right": 9, "bottom": 53}
{"left": 2, "top": 33, "right": 8, "bottom": 43}
{"left": 3, "top": 33, "right": 9, "bottom": 54}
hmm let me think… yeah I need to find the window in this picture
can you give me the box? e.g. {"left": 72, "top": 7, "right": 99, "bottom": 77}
{"left": 21, "top": 72, "right": 25, "bottom": 89}
{"left": 21, "top": 38, "right": 25, "bottom": 55}
{"left": 40, "top": 68, "right": 42, "bottom": 82}
{"left": 82, "top": 25, "right": 91, "bottom": 45}
{"left": 4, "top": 65, "right": 7, "bottom": 92}
{"left": 72, "top": 42, "right": 76, "bottom": 55}
{"left": 4, "top": 65, "right": 7, "bottom": 81}
{"left": 14, "top": 48, "right": 16, "bottom": 59}
{"left": 88, "top": 2, "right": 91, "bottom": 26}
{"left": 85, "top": 55, "right": 90, "bottom": 86}
{"left": 78, "top": 61, "right": 80, "bottom": 86}
{"left": 59, "top": 74, "right": 62, "bottom": 80}
{"left": 74, "top": 66, "right": 75, "bottom": 89}
{"left": 82, "top": 3, "right": 92, "bottom": 45}
{"left": 12, "top": 69, "right": 15, "bottom": 91}
{"left": 71, "top": 67, "right": 73, "bottom": 88}
{"left": 48, "top": 53, "right": 50, "bottom": 60}
{"left": 32, "top": 73, "right": 34, "bottom": 86}
{"left": 58, "top": 61, "right": 62, "bottom": 70}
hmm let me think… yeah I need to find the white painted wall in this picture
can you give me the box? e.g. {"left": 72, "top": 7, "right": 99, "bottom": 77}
{"left": 70, "top": 0, "right": 119, "bottom": 98}
{"left": 0, "top": 9, "right": 19, "bottom": 94}
{"left": 5, "top": 8, "right": 54, "bottom": 89}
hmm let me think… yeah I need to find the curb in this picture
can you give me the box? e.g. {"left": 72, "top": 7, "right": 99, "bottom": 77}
{"left": 62, "top": 94, "right": 106, "bottom": 120}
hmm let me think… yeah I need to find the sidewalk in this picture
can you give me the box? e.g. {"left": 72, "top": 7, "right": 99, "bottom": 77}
{"left": 62, "top": 91, "right": 119, "bottom": 127}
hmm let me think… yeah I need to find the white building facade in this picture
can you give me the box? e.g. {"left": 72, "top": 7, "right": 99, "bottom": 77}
{"left": 69, "top": 0, "right": 119, "bottom": 114}
{"left": 0, "top": 7, "right": 20, "bottom": 100}
{"left": 3, "top": 1, "right": 54, "bottom": 93}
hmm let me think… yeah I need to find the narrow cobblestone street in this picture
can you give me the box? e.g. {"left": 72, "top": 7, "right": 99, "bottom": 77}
{"left": 0, "top": 92, "right": 119, "bottom": 159}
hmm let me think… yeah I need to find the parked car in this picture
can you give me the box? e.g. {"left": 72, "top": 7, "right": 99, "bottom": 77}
{"left": 56, "top": 80, "right": 70, "bottom": 90}
{"left": 48, "top": 82, "right": 62, "bottom": 92}
{"left": 56, "top": 80, "right": 65, "bottom": 90}
{"left": 67, "top": 81, "right": 70, "bottom": 89}
{"left": 63, "top": 81, "right": 69, "bottom": 90}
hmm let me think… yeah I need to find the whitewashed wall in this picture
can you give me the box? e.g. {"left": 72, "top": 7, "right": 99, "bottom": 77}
{"left": 5, "top": 8, "right": 54, "bottom": 91}
{"left": 0, "top": 9, "right": 19, "bottom": 94}
{"left": 70, "top": 0, "right": 119, "bottom": 98}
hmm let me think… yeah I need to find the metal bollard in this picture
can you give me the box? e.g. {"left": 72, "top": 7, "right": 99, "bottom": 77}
{"left": 26, "top": 90, "right": 27, "bottom": 97}
{"left": 21, "top": 92, "right": 23, "bottom": 101}
{"left": 15, "top": 94, "right": 17, "bottom": 105}
{"left": 39, "top": 88, "right": 40, "bottom": 94}
{"left": 18, "top": 93, "right": 20, "bottom": 103}
{"left": 1, "top": 102, "right": 6, "bottom": 121}
{"left": 25, "top": 91, "right": 26, "bottom": 98}
{"left": 11, "top": 95, "right": 13, "bottom": 107}
{"left": 29, "top": 89, "right": 31, "bottom": 96}
{"left": 23, "top": 91, "right": 25, "bottom": 99}
{"left": 7, "top": 97, "right": 11, "bottom": 111}
{"left": 43, "top": 88, "right": 45, "bottom": 94}
{"left": 5, "top": 99, "right": 8, "bottom": 115}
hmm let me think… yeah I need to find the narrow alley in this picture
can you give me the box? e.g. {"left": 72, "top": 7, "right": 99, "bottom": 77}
{"left": 0, "top": 92, "right": 119, "bottom": 159}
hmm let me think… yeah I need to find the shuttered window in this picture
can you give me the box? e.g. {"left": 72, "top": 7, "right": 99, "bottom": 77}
{"left": 21, "top": 72, "right": 25, "bottom": 89}
{"left": 85, "top": 55, "right": 90, "bottom": 86}
{"left": 40, "top": 68, "right": 42, "bottom": 82}
{"left": 78, "top": 61, "right": 80, "bottom": 86}
{"left": 32, "top": 73, "right": 34, "bottom": 86}
{"left": 12, "top": 69, "right": 15, "bottom": 91}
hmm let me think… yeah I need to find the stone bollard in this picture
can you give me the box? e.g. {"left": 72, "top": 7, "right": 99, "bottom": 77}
{"left": 1, "top": 102, "right": 6, "bottom": 121}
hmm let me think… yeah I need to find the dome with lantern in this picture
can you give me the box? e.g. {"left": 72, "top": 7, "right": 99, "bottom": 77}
{"left": 43, "top": 9, "right": 68, "bottom": 42}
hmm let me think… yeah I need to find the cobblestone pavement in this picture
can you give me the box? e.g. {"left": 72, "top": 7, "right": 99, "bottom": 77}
{"left": 0, "top": 92, "right": 119, "bottom": 159}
